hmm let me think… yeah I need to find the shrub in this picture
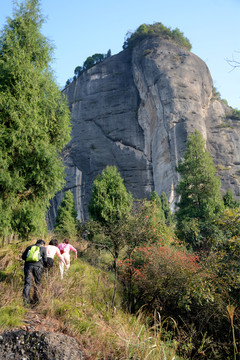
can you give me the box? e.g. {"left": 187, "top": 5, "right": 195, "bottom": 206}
{"left": 229, "top": 108, "right": 240, "bottom": 120}
{"left": 119, "top": 242, "right": 240, "bottom": 359}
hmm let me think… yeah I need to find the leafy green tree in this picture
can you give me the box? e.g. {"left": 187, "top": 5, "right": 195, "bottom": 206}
{"left": 150, "top": 190, "right": 166, "bottom": 222}
{"left": 150, "top": 190, "right": 162, "bottom": 207}
{"left": 121, "top": 199, "right": 175, "bottom": 311}
{"left": 223, "top": 189, "right": 240, "bottom": 209}
{"left": 83, "top": 56, "right": 95, "bottom": 70}
{"left": 54, "top": 191, "right": 77, "bottom": 238}
{"left": 74, "top": 66, "right": 82, "bottom": 77}
{"left": 125, "top": 199, "right": 172, "bottom": 257}
{"left": 89, "top": 166, "right": 132, "bottom": 225}
{"left": 150, "top": 190, "right": 174, "bottom": 225}
{"left": 161, "top": 192, "right": 174, "bottom": 225}
{"left": 0, "top": 0, "right": 71, "bottom": 239}
{"left": 176, "top": 130, "right": 224, "bottom": 248}
{"left": 217, "top": 207, "right": 240, "bottom": 239}
{"left": 92, "top": 53, "right": 104, "bottom": 63}
{"left": 89, "top": 165, "right": 133, "bottom": 305}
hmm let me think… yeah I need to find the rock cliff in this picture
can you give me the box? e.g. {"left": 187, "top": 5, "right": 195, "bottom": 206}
{"left": 48, "top": 37, "right": 240, "bottom": 227}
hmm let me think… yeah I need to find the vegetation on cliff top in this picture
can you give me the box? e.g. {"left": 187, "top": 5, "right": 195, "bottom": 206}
{"left": 65, "top": 22, "right": 192, "bottom": 87}
{"left": 122, "top": 22, "right": 192, "bottom": 51}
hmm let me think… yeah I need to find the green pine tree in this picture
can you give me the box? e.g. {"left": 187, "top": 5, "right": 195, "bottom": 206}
{"left": 89, "top": 166, "right": 133, "bottom": 225}
{"left": 54, "top": 191, "right": 77, "bottom": 238}
{"left": 176, "top": 130, "right": 224, "bottom": 249}
{"left": 0, "top": 0, "right": 71, "bottom": 239}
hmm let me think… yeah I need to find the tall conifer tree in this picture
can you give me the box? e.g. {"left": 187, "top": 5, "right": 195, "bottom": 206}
{"left": 89, "top": 166, "right": 133, "bottom": 225}
{"left": 0, "top": 0, "right": 71, "bottom": 239}
{"left": 54, "top": 191, "right": 77, "bottom": 238}
{"left": 176, "top": 130, "right": 224, "bottom": 248}
{"left": 176, "top": 130, "right": 224, "bottom": 221}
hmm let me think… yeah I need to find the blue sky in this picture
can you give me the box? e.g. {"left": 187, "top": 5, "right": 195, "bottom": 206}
{"left": 1, "top": 0, "right": 240, "bottom": 109}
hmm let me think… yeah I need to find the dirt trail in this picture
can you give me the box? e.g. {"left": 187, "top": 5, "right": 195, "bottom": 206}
{"left": 21, "top": 307, "right": 66, "bottom": 334}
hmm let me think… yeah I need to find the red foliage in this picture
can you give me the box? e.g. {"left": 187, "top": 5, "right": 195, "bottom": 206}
{"left": 118, "top": 244, "right": 200, "bottom": 283}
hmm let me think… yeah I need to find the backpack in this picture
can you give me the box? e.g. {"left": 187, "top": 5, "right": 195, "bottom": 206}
{"left": 59, "top": 243, "right": 67, "bottom": 255}
{"left": 26, "top": 245, "right": 41, "bottom": 262}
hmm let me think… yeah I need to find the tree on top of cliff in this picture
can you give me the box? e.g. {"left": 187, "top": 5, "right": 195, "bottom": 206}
{"left": 176, "top": 130, "right": 224, "bottom": 249}
{"left": 0, "top": 0, "right": 71, "bottom": 239}
{"left": 66, "top": 49, "right": 112, "bottom": 87}
{"left": 123, "top": 22, "right": 192, "bottom": 51}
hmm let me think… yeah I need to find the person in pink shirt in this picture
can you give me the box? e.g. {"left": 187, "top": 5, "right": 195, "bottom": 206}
{"left": 58, "top": 239, "right": 77, "bottom": 279}
{"left": 46, "top": 239, "right": 66, "bottom": 270}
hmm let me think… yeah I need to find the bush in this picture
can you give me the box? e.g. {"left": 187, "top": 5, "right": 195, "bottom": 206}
{"left": 119, "top": 243, "right": 240, "bottom": 359}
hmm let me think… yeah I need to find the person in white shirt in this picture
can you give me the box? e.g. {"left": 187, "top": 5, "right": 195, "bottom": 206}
{"left": 46, "top": 239, "right": 66, "bottom": 269}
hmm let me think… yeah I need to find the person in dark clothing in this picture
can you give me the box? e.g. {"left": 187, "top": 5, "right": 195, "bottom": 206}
{"left": 22, "top": 239, "right": 47, "bottom": 305}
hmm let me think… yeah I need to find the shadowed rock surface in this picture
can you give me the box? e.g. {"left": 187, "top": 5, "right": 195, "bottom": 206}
{"left": 47, "top": 37, "right": 240, "bottom": 227}
{"left": 0, "top": 329, "right": 84, "bottom": 360}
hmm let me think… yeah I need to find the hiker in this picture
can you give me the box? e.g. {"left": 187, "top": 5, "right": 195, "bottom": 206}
{"left": 22, "top": 239, "right": 47, "bottom": 305}
{"left": 58, "top": 239, "right": 77, "bottom": 279}
{"left": 45, "top": 238, "right": 66, "bottom": 269}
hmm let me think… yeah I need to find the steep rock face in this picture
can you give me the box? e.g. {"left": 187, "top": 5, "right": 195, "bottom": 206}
{"left": 48, "top": 37, "right": 240, "bottom": 227}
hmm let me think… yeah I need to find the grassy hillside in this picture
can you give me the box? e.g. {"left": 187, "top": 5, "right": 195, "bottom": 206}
{"left": 0, "top": 239, "right": 181, "bottom": 360}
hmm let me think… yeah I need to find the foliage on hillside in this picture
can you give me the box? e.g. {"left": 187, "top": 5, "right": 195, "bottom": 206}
{"left": 123, "top": 23, "right": 192, "bottom": 51}
{"left": 81, "top": 207, "right": 240, "bottom": 359}
{"left": 1, "top": 126, "right": 240, "bottom": 359}
{"left": 118, "top": 241, "right": 240, "bottom": 358}
{"left": 80, "top": 156, "right": 239, "bottom": 359}
{"left": 0, "top": 240, "right": 181, "bottom": 359}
